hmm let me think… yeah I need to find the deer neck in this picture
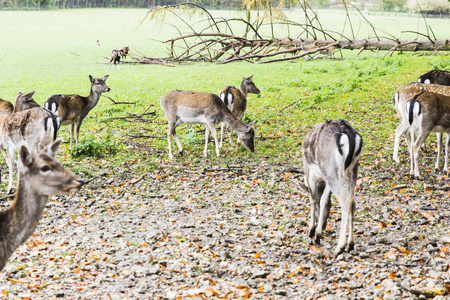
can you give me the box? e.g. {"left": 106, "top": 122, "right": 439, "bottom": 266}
{"left": 222, "top": 110, "right": 246, "bottom": 133}
{"left": 0, "top": 175, "right": 48, "bottom": 269}
{"left": 87, "top": 88, "right": 102, "bottom": 111}
{"left": 240, "top": 83, "right": 249, "bottom": 98}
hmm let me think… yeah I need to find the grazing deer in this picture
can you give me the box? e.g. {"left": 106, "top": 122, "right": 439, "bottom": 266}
{"left": 303, "top": 120, "right": 362, "bottom": 256}
{"left": 109, "top": 46, "right": 129, "bottom": 70}
{"left": 160, "top": 90, "right": 255, "bottom": 159}
{"left": 0, "top": 99, "right": 14, "bottom": 114}
{"left": 407, "top": 91, "right": 450, "bottom": 178}
{"left": 43, "top": 75, "right": 110, "bottom": 149}
{"left": 393, "top": 83, "right": 450, "bottom": 169}
{"left": 0, "top": 139, "right": 84, "bottom": 271}
{"left": 0, "top": 103, "right": 60, "bottom": 194}
{"left": 219, "top": 75, "right": 260, "bottom": 147}
{"left": 13, "top": 90, "right": 40, "bottom": 113}
{"left": 417, "top": 70, "right": 450, "bottom": 85}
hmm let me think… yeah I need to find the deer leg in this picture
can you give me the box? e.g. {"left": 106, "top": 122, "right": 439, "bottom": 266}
{"left": 206, "top": 122, "right": 220, "bottom": 157}
{"left": 220, "top": 123, "right": 224, "bottom": 149}
{"left": 75, "top": 121, "right": 82, "bottom": 147}
{"left": 393, "top": 119, "right": 410, "bottom": 163}
{"left": 167, "top": 124, "right": 174, "bottom": 160}
{"left": 444, "top": 133, "right": 450, "bottom": 172}
{"left": 69, "top": 123, "right": 75, "bottom": 150}
{"left": 314, "top": 184, "right": 331, "bottom": 245}
{"left": 307, "top": 176, "right": 322, "bottom": 239}
{"left": 204, "top": 126, "right": 210, "bottom": 158}
{"left": 5, "top": 150, "right": 15, "bottom": 195}
{"left": 411, "top": 130, "right": 432, "bottom": 178}
{"left": 435, "top": 132, "right": 442, "bottom": 170}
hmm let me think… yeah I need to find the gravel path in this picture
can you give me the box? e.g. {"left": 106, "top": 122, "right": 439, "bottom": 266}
{"left": 0, "top": 154, "right": 449, "bottom": 299}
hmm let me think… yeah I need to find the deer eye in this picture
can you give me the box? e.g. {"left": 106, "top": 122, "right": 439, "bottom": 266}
{"left": 40, "top": 166, "right": 50, "bottom": 172}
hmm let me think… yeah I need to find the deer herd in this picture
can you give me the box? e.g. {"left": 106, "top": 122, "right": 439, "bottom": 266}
{"left": 0, "top": 66, "right": 448, "bottom": 270}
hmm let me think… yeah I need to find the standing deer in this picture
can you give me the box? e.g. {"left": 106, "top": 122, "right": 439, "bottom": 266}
{"left": 219, "top": 75, "right": 260, "bottom": 147}
{"left": 13, "top": 90, "right": 40, "bottom": 113}
{"left": 160, "top": 90, "right": 255, "bottom": 159}
{"left": 393, "top": 83, "right": 450, "bottom": 169}
{"left": 0, "top": 102, "right": 60, "bottom": 194}
{"left": 303, "top": 120, "right": 363, "bottom": 256}
{"left": 407, "top": 91, "right": 450, "bottom": 178}
{"left": 417, "top": 70, "right": 450, "bottom": 85}
{"left": 109, "top": 46, "right": 129, "bottom": 70}
{"left": 0, "top": 139, "right": 84, "bottom": 271}
{"left": 43, "top": 75, "right": 110, "bottom": 149}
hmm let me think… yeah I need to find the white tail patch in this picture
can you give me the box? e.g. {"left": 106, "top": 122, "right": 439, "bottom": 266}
{"left": 393, "top": 92, "right": 399, "bottom": 109}
{"left": 417, "top": 78, "right": 421, "bottom": 83}
{"left": 335, "top": 133, "right": 349, "bottom": 171}
{"left": 219, "top": 93, "right": 225, "bottom": 102}
{"left": 424, "top": 79, "right": 431, "bottom": 84}
{"left": 227, "top": 94, "right": 233, "bottom": 106}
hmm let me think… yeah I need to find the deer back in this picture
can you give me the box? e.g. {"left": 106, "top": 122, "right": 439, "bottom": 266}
{"left": 303, "top": 120, "right": 362, "bottom": 180}
{"left": 0, "top": 99, "right": 14, "bottom": 114}
{"left": 161, "top": 90, "right": 229, "bottom": 124}
{"left": 44, "top": 94, "right": 87, "bottom": 125}
{"left": 417, "top": 70, "right": 450, "bottom": 85}
{"left": 219, "top": 86, "right": 246, "bottom": 119}
{"left": 394, "top": 83, "right": 450, "bottom": 117}
{"left": 408, "top": 91, "right": 450, "bottom": 130}
{"left": 1, "top": 107, "right": 60, "bottom": 153}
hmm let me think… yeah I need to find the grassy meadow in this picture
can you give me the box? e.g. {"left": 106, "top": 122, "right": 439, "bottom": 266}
{"left": 0, "top": 8, "right": 449, "bottom": 191}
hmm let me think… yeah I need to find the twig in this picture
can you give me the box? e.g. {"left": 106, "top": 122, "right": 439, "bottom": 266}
{"left": 279, "top": 98, "right": 301, "bottom": 113}
{"left": 102, "top": 94, "right": 136, "bottom": 105}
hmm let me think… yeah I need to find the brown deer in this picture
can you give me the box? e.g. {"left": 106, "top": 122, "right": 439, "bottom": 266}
{"left": 393, "top": 83, "right": 450, "bottom": 170}
{"left": 0, "top": 139, "right": 84, "bottom": 270}
{"left": 43, "top": 75, "right": 110, "bottom": 149}
{"left": 0, "top": 98, "right": 14, "bottom": 114}
{"left": 0, "top": 99, "right": 60, "bottom": 194}
{"left": 407, "top": 91, "right": 450, "bottom": 178}
{"left": 109, "top": 46, "right": 129, "bottom": 70}
{"left": 13, "top": 90, "right": 40, "bottom": 113}
{"left": 219, "top": 75, "right": 260, "bottom": 148}
{"left": 303, "top": 120, "right": 363, "bottom": 256}
{"left": 160, "top": 90, "right": 255, "bottom": 159}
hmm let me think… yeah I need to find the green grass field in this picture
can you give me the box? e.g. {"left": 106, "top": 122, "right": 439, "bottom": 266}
{"left": 0, "top": 8, "right": 449, "bottom": 191}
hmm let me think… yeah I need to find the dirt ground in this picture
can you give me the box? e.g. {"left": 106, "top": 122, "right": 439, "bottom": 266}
{"left": 0, "top": 148, "right": 449, "bottom": 299}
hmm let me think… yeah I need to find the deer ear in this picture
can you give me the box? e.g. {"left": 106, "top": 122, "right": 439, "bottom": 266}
{"left": 25, "top": 91, "right": 36, "bottom": 98}
{"left": 89, "top": 75, "right": 94, "bottom": 83}
{"left": 17, "top": 89, "right": 23, "bottom": 96}
{"left": 19, "top": 145, "right": 33, "bottom": 167}
{"left": 102, "top": 75, "right": 109, "bottom": 81}
{"left": 248, "top": 74, "right": 254, "bottom": 80}
{"left": 247, "top": 121, "right": 255, "bottom": 128}
{"left": 47, "top": 139, "right": 63, "bottom": 157}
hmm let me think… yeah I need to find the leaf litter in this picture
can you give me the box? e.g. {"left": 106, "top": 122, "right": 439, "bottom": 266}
{"left": 0, "top": 149, "right": 448, "bottom": 299}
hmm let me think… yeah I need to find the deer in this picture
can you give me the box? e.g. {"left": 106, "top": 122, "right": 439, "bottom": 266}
{"left": 392, "top": 83, "right": 450, "bottom": 170}
{"left": 13, "top": 90, "right": 40, "bottom": 113}
{"left": 160, "top": 90, "right": 255, "bottom": 159}
{"left": 109, "top": 46, "right": 129, "bottom": 70}
{"left": 303, "top": 120, "right": 363, "bottom": 256}
{"left": 407, "top": 91, "right": 450, "bottom": 178}
{"left": 0, "top": 101, "right": 60, "bottom": 194}
{"left": 417, "top": 70, "right": 450, "bottom": 85}
{"left": 219, "top": 75, "right": 260, "bottom": 148}
{"left": 0, "top": 98, "right": 14, "bottom": 114}
{"left": 0, "top": 139, "right": 84, "bottom": 271}
{"left": 43, "top": 75, "right": 110, "bottom": 149}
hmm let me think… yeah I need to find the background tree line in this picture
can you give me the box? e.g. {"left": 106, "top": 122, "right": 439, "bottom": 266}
{"left": 0, "top": 0, "right": 449, "bottom": 15}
